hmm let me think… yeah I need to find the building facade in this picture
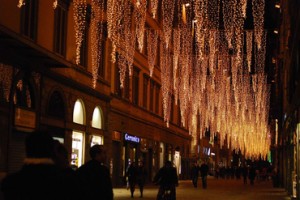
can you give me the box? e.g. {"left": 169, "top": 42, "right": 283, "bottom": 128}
{"left": 274, "top": 0, "right": 300, "bottom": 198}
{"left": 0, "top": 0, "right": 192, "bottom": 186}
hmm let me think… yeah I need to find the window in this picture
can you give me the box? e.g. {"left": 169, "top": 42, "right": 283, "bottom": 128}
{"left": 132, "top": 67, "right": 140, "bottom": 105}
{"left": 20, "top": 0, "right": 38, "bottom": 40}
{"left": 155, "top": 84, "right": 160, "bottom": 114}
{"left": 170, "top": 96, "right": 174, "bottom": 122}
{"left": 97, "top": 23, "right": 107, "bottom": 79}
{"left": 124, "top": 70, "right": 130, "bottom": 100}
{"left": 13, "top": 78, "right": 35, "bottom": 109}
{"left": 143, "top": 74, "right": 149, "bottom": 108}
{"left": 115, "top": 53, "right": 129, "bottom": 100}
{"left": 150, "top": 80, "right": 154, "bottom": 112}
{"left": 72, "top": 99, "right": 86, "bottom": 168}
{"left": 115, "top": 56, "right": 122, "bottom": 97}
{"left": 48, "top": 91, "right": 65, "bottom": 119}
{"left": 54, "top": 1, "right": 68, "bottom": 56}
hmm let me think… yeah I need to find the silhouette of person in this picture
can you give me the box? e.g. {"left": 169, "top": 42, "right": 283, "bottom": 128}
{"left": 200, "top": 161, "right": 209, "bottom": 189}
{"left": 53, "top": 140, "right": 83, "bottom": 200}
{"left": 137, "top": 161, "right": 147, "bottom": 198}
{"left": 0, "top": 131, "right": 66, "bottom": 200}
{"left": 153, "top": 160, "right": 178, "bottom": 200}
{"left": 242, "top": 165, "right": 249, "bottom": 184}
{"left": 126, "top": 161, "right": 138, "bottom": 198}
{"left": 249, "top": 165, "right": 256, "bottom": 185}
{"left": 76, "top": 144, "right": 113, "bottom": 200}
{"left": 191, "top": 162, "right": 199, "bottom": 188}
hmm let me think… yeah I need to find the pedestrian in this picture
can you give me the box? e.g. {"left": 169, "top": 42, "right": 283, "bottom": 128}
{"left": 153, "top": 160, "right": 178, "bottom": 200}
{"left": 76, "top": 144, "right": 113, "bottom": 200}
{"left": 249, "top": 165, "right": 256, "bottom": 185}
{"left": 242, "top": 165, "right": 249, "bottom": 184}
{"left": 191, "top": 162, "right": 199, "bottom": 188}
{"left": 126, "top": 161, "right": 138, "bottom": 198}
{"left": 200, "top": 161, "right": 209, "bottom": 189}
{"left": 1, "top": 131, "right": 64, "bottom": 200}
{"left": 53, "top": 140, "right": 83, "bottom": 200}
{"left": 137, "top": 161, "right": 147, "bottom": 198}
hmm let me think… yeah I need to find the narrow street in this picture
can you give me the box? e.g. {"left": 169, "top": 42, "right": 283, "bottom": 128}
{"left": 114, "top": 177, "right": 291, "bottom": 200}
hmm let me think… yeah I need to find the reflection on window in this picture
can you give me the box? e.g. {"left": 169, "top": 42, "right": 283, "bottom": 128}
{"left": 13, "top": 79, "right": 34, "bottom": 109}
{"left": 71, "top": 131, "right": 84, "bottom": 168}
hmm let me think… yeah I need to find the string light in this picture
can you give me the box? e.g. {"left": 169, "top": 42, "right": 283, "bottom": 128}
{"left": 17, "top": 0, "right": 25, "bottom": 8}
{"left": 134, "top": 0, "right": 147, "bottom": 52}
{"left": 73, "top": 0, "right": 87, "bottom": 65}
{"left": 88, "top": 0, "right": 270, "bottom": 159}
{"left": 53, "top": 0, "right": 58, "bottom": 9}
{"left": 147, "top": 29, "right": 158, "bottom": 77}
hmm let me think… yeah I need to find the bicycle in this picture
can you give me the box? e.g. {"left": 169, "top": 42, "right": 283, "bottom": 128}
{"left": 161, "top": 188, "right": 172, "bottom": 200}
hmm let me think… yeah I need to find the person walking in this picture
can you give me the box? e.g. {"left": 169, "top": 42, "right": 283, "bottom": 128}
{"left": 249, "top": 165, "right": 256, "bottom": 185}
{"left": 1, "top": 131, "right": 74, "bottom": 200}
{"left": 200, "top": 161, "right": 209, "bottom": 189}
{"left": 137, "top": 161, "right": 147, "bottom": 198}
{"left": 242, "top": 165, "right": 249, "bottom": 184}
{"left": 153, "top": 160, "right": 178, "bottom": 200}
{"left": 126, "top": 161, "right": 138, "bottom": 198}
{"left": 76, "top": 144, "right": 113, "bottom": 200}
{"left": 191, "top": 162, "right": 199, "bottom": 188}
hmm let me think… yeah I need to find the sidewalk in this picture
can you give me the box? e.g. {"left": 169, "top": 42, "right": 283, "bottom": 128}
{"left": 113, "top": 177, "right": 291, "bottom": 200}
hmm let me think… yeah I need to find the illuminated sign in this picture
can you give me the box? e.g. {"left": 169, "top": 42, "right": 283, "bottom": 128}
{"left": 124, "top": 133, "right": 140, "bottom": 143}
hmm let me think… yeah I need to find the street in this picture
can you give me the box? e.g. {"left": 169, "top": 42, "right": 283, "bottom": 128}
{"left": 114, "top": 177, "right": 291, "bottom": 200}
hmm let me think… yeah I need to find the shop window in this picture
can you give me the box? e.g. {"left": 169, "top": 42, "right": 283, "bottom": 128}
{"left": 20, "top": 0, "right": 38, "bottom": 40}
{"left": 90, "top": 135, "right": 103, "bottom": 146}
{"left": 72, "top": 99, "right": 86, "bottom": 168}
{"left": 71, "top": 131, "right": 84, "bottom": 168}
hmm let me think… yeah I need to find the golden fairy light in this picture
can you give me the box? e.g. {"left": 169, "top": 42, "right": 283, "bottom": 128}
{"left": 53, "top": 0, "right": 58, "bottom": 9}
{"left": 92, "top": 0, "right": 270, "bottom": 158}
{"left": 147, "top": 29, "right": 158, "bottom": 77}
{"left": 17, "top": 0, "right": 25, "bottom": 8}
{"left": 73, "top": 0, "right": 87, "bottom": 65}
{"left": 150, "top": 0, "right": 158, "bottom": 18}
{"left": 0, "top": 63, "right": 13, "bottom": 102}
{"left": 91, "top": 0, "right": 105, "bottom": 88}
{"left": 252, "top": 0, "right": 265, "bottom": 49}
{"left": 162, "top": 0, "right": 175, "bottom": 48}
{"left": 134, "top": 0, "right": 147, "bottom": 52}
{"left": 246, "top": 30, "right": 253, "bottom": 72}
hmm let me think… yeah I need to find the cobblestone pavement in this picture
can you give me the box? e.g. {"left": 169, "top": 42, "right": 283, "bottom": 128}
{"left": 113, "top": 177, "right": 291, "bottom": 200}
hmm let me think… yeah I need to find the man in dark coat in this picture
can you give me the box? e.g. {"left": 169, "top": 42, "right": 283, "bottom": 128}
{"left": 76, "top": 144, "right": 113, "bottom": 200}
{"left": 1, "top": 131, "right": 75, "bottom": 200}
{"left": 154, "top": 161, "right": 178, "bottom": 200}
{"left": 191, "top": 162, "right": 199, "bottom": 188}
{"left": 200, "top": 161, "right": 209, "bottom": 189}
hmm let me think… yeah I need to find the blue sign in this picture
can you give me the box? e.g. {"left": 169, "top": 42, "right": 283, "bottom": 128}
{"left": 124, "top": 133, "right": 140, "bottom": 143}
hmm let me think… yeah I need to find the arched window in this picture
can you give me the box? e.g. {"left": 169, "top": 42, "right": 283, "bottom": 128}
{"left": 73, "top": 99, "right": 85, "bottom": 125}
{"left": 90, "top": 106, "right": 104, "bottom": 146}
{"left": 91, "top": 106, "right": 103, "bottom": 129}
{"left": 71, "top": 99, "right": 86, "bottom": 168}
{"left": 48, "top": 91, "right": 65, "bottom": 119}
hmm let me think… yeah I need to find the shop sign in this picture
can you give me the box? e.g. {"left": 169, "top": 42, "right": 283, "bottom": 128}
{"left": 112, "top": 131, "right": 121, "bottom": 141}
{"left": 124, "top": 133, "right": 140, "bottom": 143}
{"left": 14, "top": 107, "right": 36, "bottom": 129}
